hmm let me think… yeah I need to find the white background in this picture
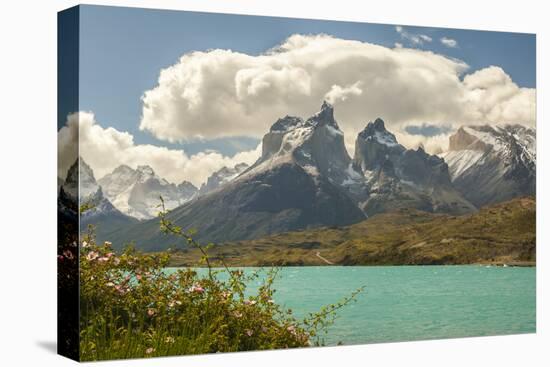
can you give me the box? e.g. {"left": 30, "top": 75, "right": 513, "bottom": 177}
{"left": 0, "top": 0, "right": 547, "bottom": 365}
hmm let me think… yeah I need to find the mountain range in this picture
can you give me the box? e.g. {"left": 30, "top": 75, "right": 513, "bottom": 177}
{"left": 74, "top": 101, "right": 535, "bottom": 251}
{"left": 59, "top": 158, "right": 138, "bottom": 239}
{"left": 98, "top": 165, "right": 198, "bottom": 220}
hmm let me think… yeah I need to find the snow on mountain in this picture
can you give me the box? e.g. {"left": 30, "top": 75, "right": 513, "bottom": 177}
{"left": 59, "top": 157, "right": 131, "bottom": 222}
{"left": 241, "top": 100, "right": 360, "bottom": 187}
{"left": 106, "top": 103, "right": 537, "bottom": 250}
{"left": 440, "top": 124, "right": 536, "bottom": 206}
{"left": 353, "top": 118, "right": 475, "bottom": 215}
{"left": 98, "top": 165, "right": 198, "bottom": 220}
{"left": 199, "top": 163, "right": 249, "bottom": 195}
{"left": 61, "top": 157, "right": 100, "bottom": 202}
{"left": 108, "top": 102, "right": 367, "bottom": 249}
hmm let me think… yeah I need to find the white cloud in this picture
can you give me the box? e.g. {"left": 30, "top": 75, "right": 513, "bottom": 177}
{"left": 395, "top": 26, "right": 432, "bottom": 45}
{"left": 58, "top": 112, "right": 261, "bottom": 186}
{"left": 419, "top": 34, "right": 433, "bottom": 43}
{"left": 461, "top": 66, "right": 535, "bottom": 124}
{"left": 441, "top": 37, "right": 458, "bottom": 48}
{"left": 139, "top": 34, "right": 534, "bottom": 155}
{"left": 394, "top": 131, "right": 451, "bottom": 155}
{"left": 324, "top": 82, "right": 363, "bottom": 104}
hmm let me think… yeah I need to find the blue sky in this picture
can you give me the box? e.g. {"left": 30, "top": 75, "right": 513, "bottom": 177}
{"left": 71, "top": 4, "right": 535, "bottom": 156}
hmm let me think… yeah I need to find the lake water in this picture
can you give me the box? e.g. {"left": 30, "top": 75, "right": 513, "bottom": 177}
{"left": 168, "top": 265, "right": 536, "bottom": 345}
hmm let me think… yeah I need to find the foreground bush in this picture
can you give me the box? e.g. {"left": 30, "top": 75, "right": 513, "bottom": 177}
{"left": 75, "top": 200, "right": 363, "bottom": 361}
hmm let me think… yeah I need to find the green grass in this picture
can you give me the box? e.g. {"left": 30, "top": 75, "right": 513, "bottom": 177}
{"left": 167, "top": 197, "right": 535, "bottom": 267}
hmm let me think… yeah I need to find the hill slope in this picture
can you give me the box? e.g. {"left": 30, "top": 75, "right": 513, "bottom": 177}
{"left": 167, "top": 197, "right": 535, "bottom": 266}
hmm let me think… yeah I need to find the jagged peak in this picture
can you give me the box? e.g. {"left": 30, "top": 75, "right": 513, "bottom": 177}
{"left": 311, "top": 100, "right": 335, "bottom": 125}
{"left": 178, "top": 180, "right": 198, "bottom": 190}
{"left": 66, "top": 156, "right": 94, "bottom": 182}
{"left": 136, "top": 165, "right": 155, "bottom": 175}
{"left": 373, "top": 117, "right": 386, "bottom": 130}
{"left": 358, "top": 118, "right": 399, "bottom": 148}
{"left": 112, "top": 164, "right": 135, "bottom": 173}
{"left": 270, "top": 115, "right": 304, "bottom": 132}
{"left": 359, "top": 118, "right": 388, "bottom": 137}
{"left": 320, "top": 100, "right": 333, "bottom": 112}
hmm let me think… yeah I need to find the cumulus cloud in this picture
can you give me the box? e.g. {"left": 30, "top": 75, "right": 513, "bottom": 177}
{"left": 324, "top": 82, "right": 363, "bottom": 103}
{"left": 58, "top": 112, "right": 261, "bottom": 186}
{"left": 461, "top": 66, "right": 535, "bottom": 125}
{"left": 440, "top": 37, "right": 458, "bottom": 48}
{"left": 140, "top": 34, "right": 535, "bottom": 154}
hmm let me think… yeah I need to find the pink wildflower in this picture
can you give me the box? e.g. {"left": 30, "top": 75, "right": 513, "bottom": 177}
{"left": 86, "top": 251, "right": 99, "bottom": 261}
{"left": 245, "top": 329, "right": 254, "bottom": 337}
{"left": 81, "top": 241, "right": 88, "bottom": 248}
{"left": 106, "top": 282, "right": 115, "bottom": 287}
{"left": 147, "top": 308, "right": 156, "bottom": 317}
{"left": 189, "top": 285, "right": 205, "bottom": 294}
{"left": 145, "top": 347, "right": 155, "bottom": 355}
{"left": 244, "top": 299, "right": 257, "bottom": 306}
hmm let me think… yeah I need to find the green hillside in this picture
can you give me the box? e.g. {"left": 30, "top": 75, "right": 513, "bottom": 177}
{"left": 167, "top": 197, "right": 536, "bottom": 267}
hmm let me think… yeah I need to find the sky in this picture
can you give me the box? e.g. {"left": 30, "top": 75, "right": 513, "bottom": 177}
{"left": 57, "top": 5, "right": 536, "bottom": 185}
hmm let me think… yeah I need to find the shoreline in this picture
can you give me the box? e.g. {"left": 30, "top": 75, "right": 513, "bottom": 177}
{"left": 165, "top": 262, "right": 536, "bottom": 268}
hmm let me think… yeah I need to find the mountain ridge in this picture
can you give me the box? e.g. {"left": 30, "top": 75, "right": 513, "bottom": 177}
{"left": 440, "top": 124, "right": 535, "bottom": 206}
{"left": 84, "top": 103, "right": 535, "bottom": 252}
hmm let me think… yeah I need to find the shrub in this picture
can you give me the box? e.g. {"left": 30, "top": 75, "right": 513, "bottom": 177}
{"left": 74, "top": 199, "right": 363, "bottom": 361}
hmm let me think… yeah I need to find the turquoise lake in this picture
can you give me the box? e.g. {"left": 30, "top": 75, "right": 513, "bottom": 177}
{"left": 167, "top": 265, "right": 536, "bottom": 345}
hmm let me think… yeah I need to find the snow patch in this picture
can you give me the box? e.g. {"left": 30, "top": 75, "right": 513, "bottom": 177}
{"left": 441, "top": 150, "right": 485, "bottom": 179}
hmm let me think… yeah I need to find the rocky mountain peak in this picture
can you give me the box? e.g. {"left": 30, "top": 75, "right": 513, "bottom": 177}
{"left": 251, "top": 101, "right": 354, "bottom": 187}
{"left": 357, "top": 118, "right": 398, "bottom": 146}
{"left": 312, "top": 100, "right": 335, "bottom": 125}
{"left": 354, "top": 119, "right": 403, "bottom": 173}
{"left": 441, "top": 123, "right": 536, "bottom": 207}
{"left": 112, "top": 164, "right": 134, "bottom": 174}
{"left": 136, "top": 165, "right": 155, "bottom": 177}
{"left": 98, "top": 163, "right": 198, "bottom": 219}
{"left": 63, "top": 157, "right": 100, "bottom": 200}
{"left": 270, "top": 115, "right": 304, "bottom": 132}
{"left": 199, "top": 163, "right": 249, "bottom": 195}
{"left": 448, "top": 126, "right": 488, "bottom": 151}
